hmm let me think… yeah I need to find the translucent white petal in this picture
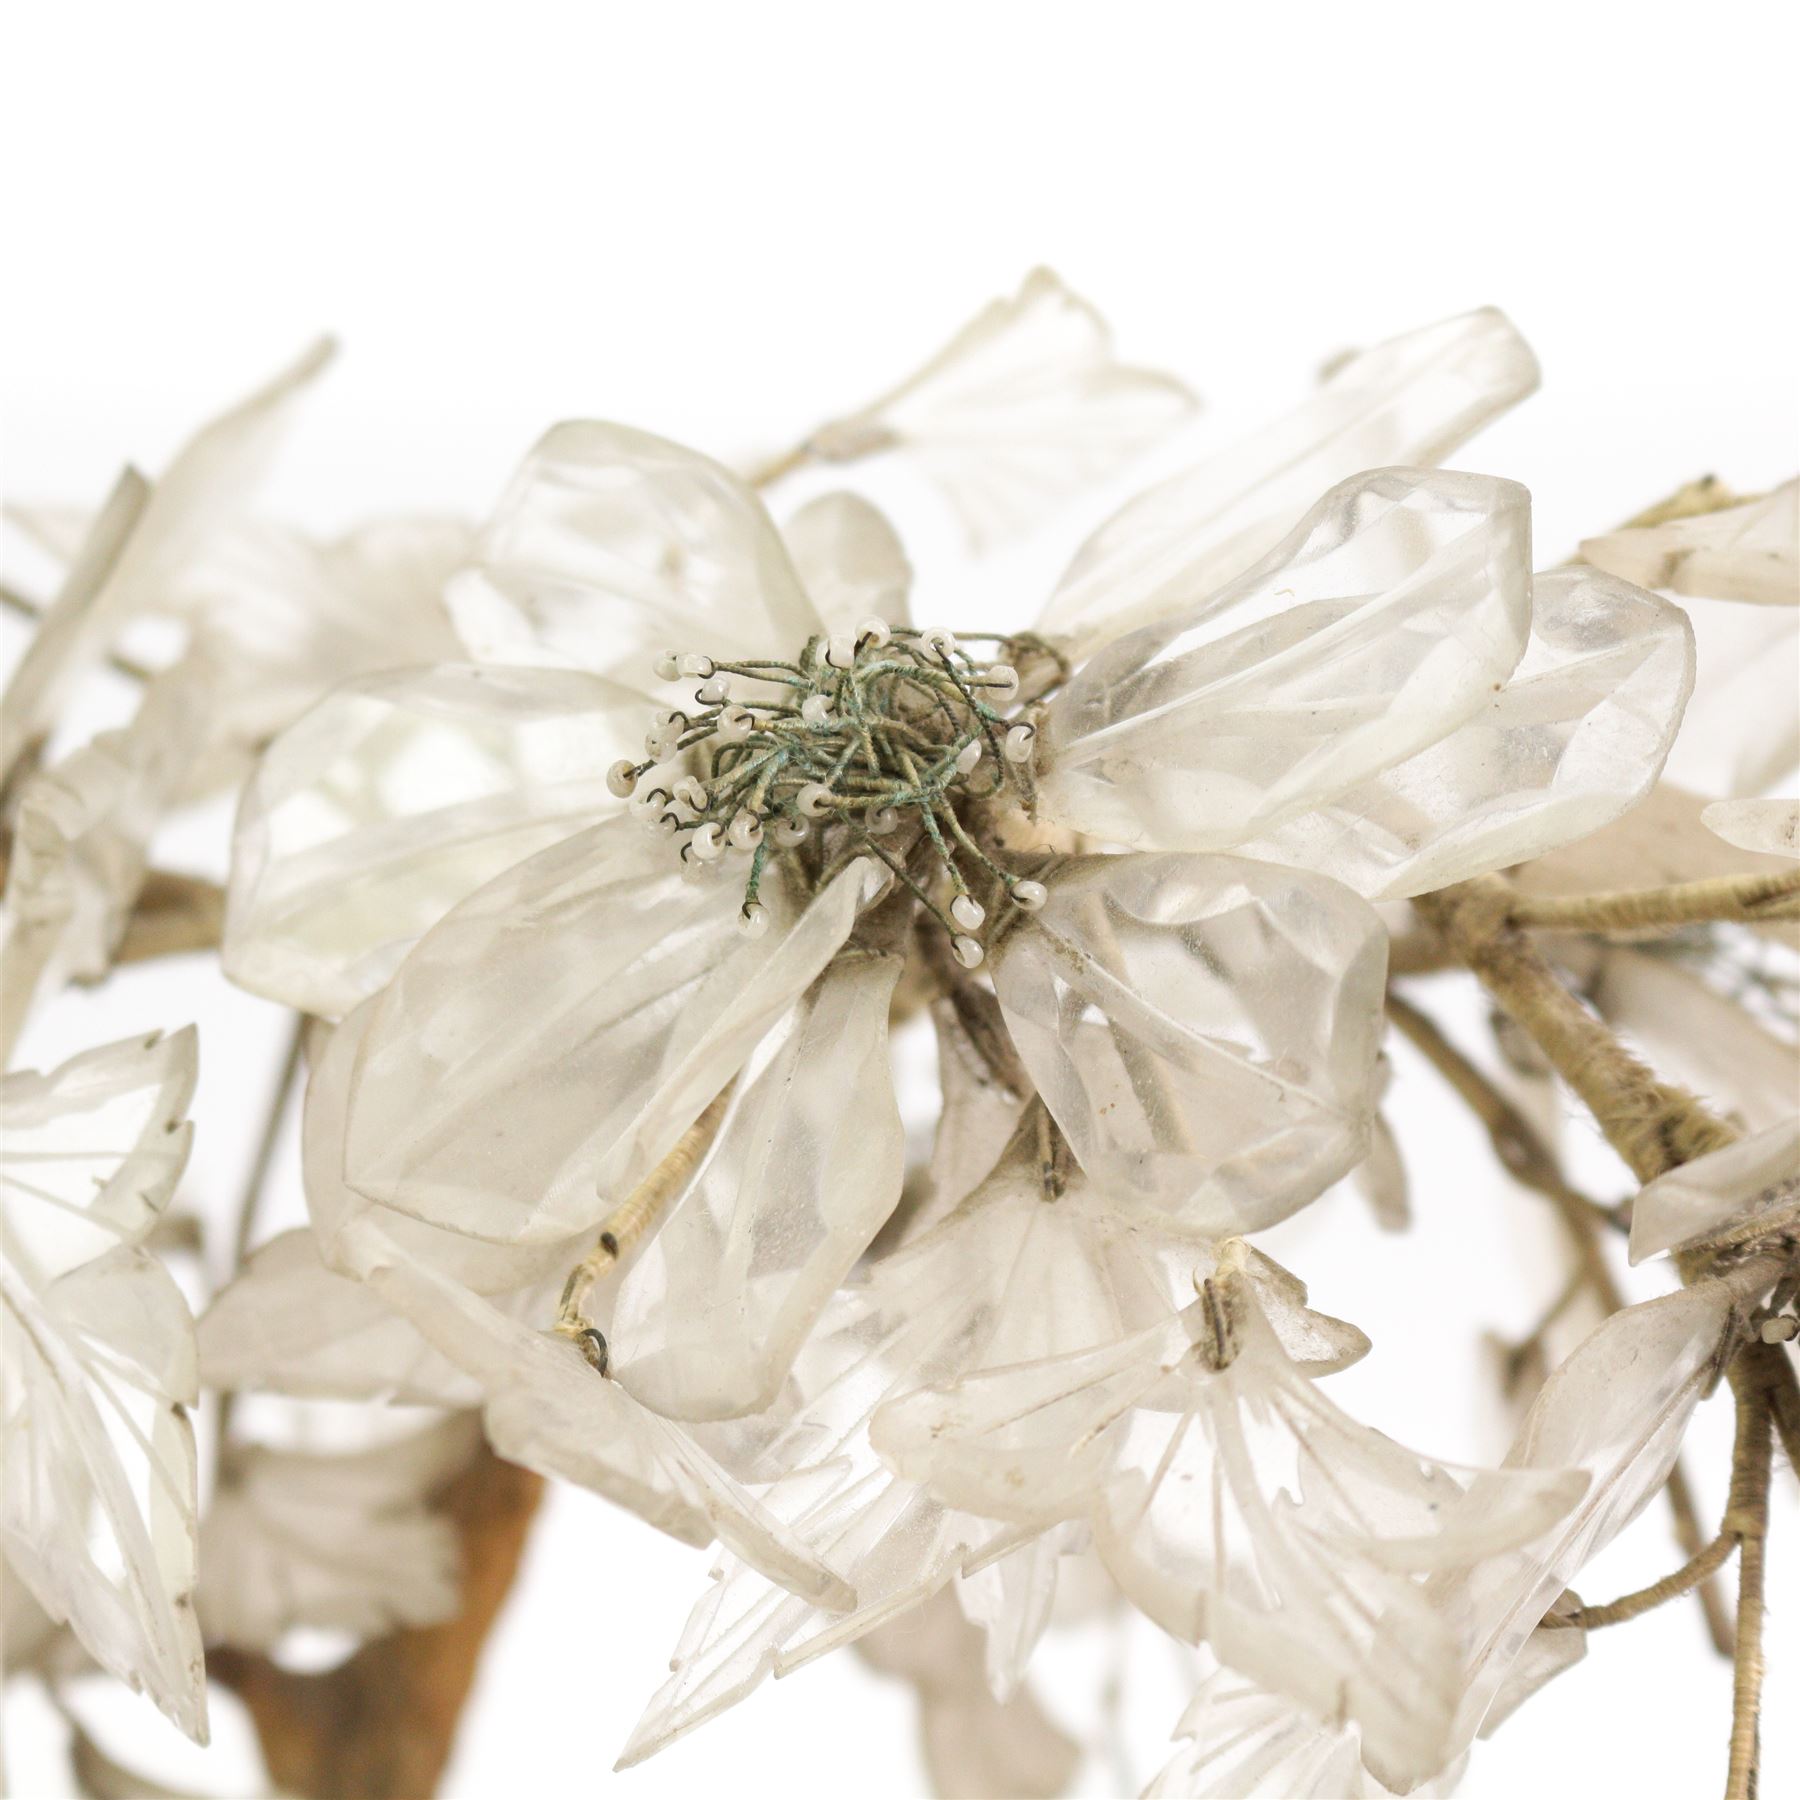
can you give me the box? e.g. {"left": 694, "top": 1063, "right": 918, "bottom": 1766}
{"left": 780, "top": 492, "right": 912, "bottom": 635}
{"left": 1580, "top": 480, "right": 1798, "bottom": 606}
{"left": 1036, "top": 469, "right": 1534, "bottom": 852}
{"left": 197, "top": 1416, "right": 475, "bottom": 1651}
{"left": 1703, "top": 796, "right": 1800, "bottom": 859}
{"left": 1661, "top": 600, "right": 1799, "bottom": 798}
{"left": 341, "top": 814, "right": 873, "bottom": 1243}
{"left": 991, "top": 853, "right": 1387, "bottom": 1229}
{"left": 811, "top": 267, "right": 1195, "bottom": 549}
{"left": 874, "top": 1269, "right": 1581, "bottom": 1788}
{"left": 1628, "top": 1119, "right": 1800, "bottom": 1264}
{"left": 0, "top": 339, "right": 332, "bottom": 771}
{"left": 223, "top": 663, "right": 632, "bottom": 1018}
{"left": 0, "top": 662, "right": 212, "bottom": 1059}
{"left": 952, "top": 1523, "right": 1088, "bottom": 1703}
{"left": 198, "top": 1229, "right": 480, "bottom": 1407}
{"left": 1038, "top": 307, "right": 1538, "bottom": 655}
{"left": 611, "top": 929, "right": 908, "bottom": 1420}
{"left": 0, "top": 1032, "right": 206, "bottom": 1741}
{"left": 1235, "top": 568, "right": 1694, "bottom": 898}
{"left": 447, "top": 421, "right": 823, "bottom": 686}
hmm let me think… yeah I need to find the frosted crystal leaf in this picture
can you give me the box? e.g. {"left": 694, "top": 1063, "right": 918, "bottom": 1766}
{"left": 0, "top": 339, "right": 332, "bottom": 773}
{"left": 991, "top": 853, "right": 1387, "bottom": 1228}
{"left": 1035, "top": 469, "right": 1534, "bottom": 853}
{"left": 342, "top": 811, "right": 871, "bottom": 1244}
{"left": 197, "top": 1416, "right": 475, "bottom": 1651}
{"left": 1703, "top": 796, "right": 1800, "bottom": 859}
{"left": 1234, "top": 568, "right": 1695, "bottom": 898}
{"left": 333, "top": 1213, "right": 855, "bottom": 1610}
{"left": 1431, "top": 1282, "right": 1740, "bottom": 1777}
{"left": 0, "top": 1031, "right": 206, "bottom": 1740}
{"left": 446, "top": 420, "right": 823, "bottom": 687}
{"left": 1628, "top": 1119, "right": 1800, "bottom": 1264}
{"left": 610, "top": 928, "right": 908, "bottom": 1420}
{"left": 1580, "top": 480, "right": 1798, "bottom": 606}
{"left": 224, "top": 663, "right": 634, "bottom": 1017}
{"left": 780, "top": 492, "right": 912, "bottom": 634}
{"left": 198, "top": 1229, "right": 480, "bottom": 1407}
{"left": 854, "top": 1587, "right": 1081, "bottom": 1800}
{"left": 809, "top": 266, "right": 1196, "bottom": 549}
{"left": 1038, "top": 307, "right": 1538, "bottom": 655}
{"left": 873, "top": 1264, "right": 1581, "bottom": 1788}
{"left": 621, "top": 1133, "right": 1364, "bottom": 1766}
{"left": 1144, "top": 1669, "right": 1467, "bottom": 1799}
{"left": 1661, "top": 599, "right": 1799, "bottom": 798}
{"left": 0, "top": 662, "right": 212, "bottom": 1060}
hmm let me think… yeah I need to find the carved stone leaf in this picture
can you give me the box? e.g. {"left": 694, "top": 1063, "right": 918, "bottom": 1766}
{"left": 1035, "top": 469, "right": 1534, "bottom": 854}
{"left": 223, "top": 663, "right": 634, "bottom": 1018}
{"left": 340, "top": 812, "right": 871, "bottom": 1244}
{"left": 1037, "top": 306, "right": 1538, "bottom": 656}
{"left": 873, "top": 1269, "right": 1581, "bottom": 1789}
{"left": 198, "top": 1229, "right": 480, "bottom": 1408}
{"left": 0, "top": 1030, "right": 206, "bottom": 1740}
{"left": 611, "top": 938, "right": 908, "bottom": 1421}
{"left": 1628, "top": 1120, "right": 1800, "bottom": 1264}
{"left": 780, "top": 492, "right": 912, "bottom": 634}
{"left": 1233, "top": 567, "right": 1694, "bottom": 898}
{"left": 446, "top": 420, "right": 823, "bottom": 687}
{"left": 197, "top": 1416, "right": 476, "bottom": 1651}
{"left": 991, "top": 853, "right": 1388, "bottom": 1229}
{"left": 810, "top": 266, "right": 1196, "bottom": 549}
{"left": 1580, "top": 479, "right": 1798, "bottom": 606}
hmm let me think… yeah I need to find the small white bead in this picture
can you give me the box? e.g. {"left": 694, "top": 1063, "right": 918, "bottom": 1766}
{"left": 630, "top": 782, "right": 670, "bottom": 818}
{"left": 955, "top": 739, "right": 983, "bottom": 775}
{"left": 951, "top": 934, "right": 985, "bottom": 970}
{"left": 652, "top": 708, "right": 686, "bottom": 734}
{"left": 645, "top": 809, "right": 680, "bottom": 839}
{"left": 950, "top": 893, "right": 985, "bottom": 931}
{"left": 797, "top": 782, "right": 834, "bottom": 818}
{"left": 981, "top": 664, "right": 1019, "bottom": 699}
{"left": 867, "top": 806, "right": 901, "bottom": 836}
{"left": 772, "top": 816, "right": 809, "bottom": 846}
{"left": 691, "top": 822, "right": 726, "bottom": 862}
{"left": 727, "top": 811, "right": 764, "bottom": 850}
{"left": 645, "top": 728, "right": 675, "bottom": 758}
{"left": 855, "top": 617, "right": 890, "bottom": 647}
{"left": 718, "top": 704, "right": 754, "bottom": 742}
{"left": 1003, "top": 724, "right": 1036, "bottom": 764}
{"left": 653, "top": 651, "right": 682, "bottom": 682}
{"left": 736, "top": 902, "right": 769, "bottom": 940}
{"left": 696, "top": 674, "right": 731, "bottom": 705}
{"left": 672, "top": 776, "right": 709, "bottom": 812}
{"left": 826, "top": 633, "right": 857, "bottom": 670}
{"left": 606, "top": 760, "right": 638, "bottom": 798}
{"left": 1012, "top": 879, "right": 1047, "bottom": 912}
{"left": 800, "top": 693, "right": 834, "bottom": 725}
{"left": 678, "top": 653, "right": 715, "bottom": 678}
{"left": 920, "top": 626, "right": 958, "bottom": 657}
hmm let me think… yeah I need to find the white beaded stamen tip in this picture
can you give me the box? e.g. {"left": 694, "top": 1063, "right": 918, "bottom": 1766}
{"left": 690, "top": 821, "right": 726, "bottom": 862}
{"left": 950, "top": 893, "right": 985, "bottom": 931}
{"left": 696, "top": 673, "right": 732, "bottom": 705}
{"left": 955, "top": 740, "right": 982, "bottom": 775}
{"left": 736, "top": 902, "right": 769, "bottom": 939}
{"left": 797, "top": 782, "right": 834, "bottom": 818}
{"left": 825, "top": 633, "right": 857, "bottom": 670}
{"left": 718, "top": 704, "right": 754, "bottom": 742}
{"left": 772, "top": 816, "right": 809, "bottom": 846}
{"left": 606, "top": 760, "right": 638, "bottom": 798}
{"left": 672, "top": 775, "right": 708, "bottom": 813}
{"left": 678, "top": 652, "right": 715, "bottom": 678}
{"left": 981, "top": 664, "right": 1019, "bottom": 699}
{"left": 800, "top": 693, "right": 834, "bottom": 725}
{"left": 952, "top": 935, "right": 985, "bottom": 970}
{"left": 727, "top": 811, "right": 764, "bottom": 850}
{"left": 653, "top": 650, "right": 682, "bottom": 681}
{"left": 1012, "top": 879, "right": 1048, "bottom": 911}
{"left": 1003, "top": 723, "right": 1036, "bottom": 763}
{"left": 855, "top": 617, "right": 891, "bottom": 647}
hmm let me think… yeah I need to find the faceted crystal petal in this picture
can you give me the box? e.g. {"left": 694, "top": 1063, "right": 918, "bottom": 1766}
{"left": 224, "top": 663, "right": 633, "bottom": 1018}
{"left": 780, "top": 492, "right": 912, "bottom": 634}
{"left": 1038, "top": 307, "right": 1538, "bottom": 655}
{"left": 447, "top": 421, "right": 823, "bottom": 688}
{"left": 1580, "top": 480, "right": 1798, "bottom": 606}
{"left": 197, "top": 1418, "right": 474, "bottom": 1651}
{"left": 873, "top": 1271, "right": 1581, "bottom": 1790}
{"left": 611, "top": 935, "right": 908, "bottom": 1420}
{"left": 341, "top": 813, "right": 871, "bottom": 1244}
{"left": 1235, "top": 568, "right": 1695, "bottom": 898}
{"left": 991, "top": 854, "right": 1388, "bottom": 1229}
{"left": 1628, "top": 1120, "right": 1800, "bottom": 1264}
{"left": 198, "top": 1229, "right": 481, "bottom": 1407}
{"left": 1661, "top": 600, "right": 1798, "bottom": 798}
{"left": 1703, "top": 796, "right": 1800, "bottom": 859}
{"left": 0, "top": 1031, "right": 206, "bottom": 1741}
{"left": 811, "top": 266, "right": 1196, "bottom": 548}
{"left": 1036, "top": 469, "right": 1534, "bottom": 852}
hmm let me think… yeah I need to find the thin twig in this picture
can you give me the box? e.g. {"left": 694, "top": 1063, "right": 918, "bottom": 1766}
{"left": 1724, "top": 1351, "right": 1777, "bottom": 1800}
{"left": 1544, "top": 1530, "right": 1738, "bottom": 1631}
{"left": 1506, "top": 869, "right": 1800, "bottom": 935}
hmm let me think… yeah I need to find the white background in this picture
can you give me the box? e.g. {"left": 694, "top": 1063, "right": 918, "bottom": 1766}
{"left": 3, "top": 4, "right": 1797, "bottom": 1798}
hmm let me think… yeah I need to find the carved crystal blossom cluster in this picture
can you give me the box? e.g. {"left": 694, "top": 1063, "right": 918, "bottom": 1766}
{"left": 3, "top": 270, "right": 1796, "bottom": 1800}
{"left": 610, "top": 624, "right": 1051, "bottom": 957}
